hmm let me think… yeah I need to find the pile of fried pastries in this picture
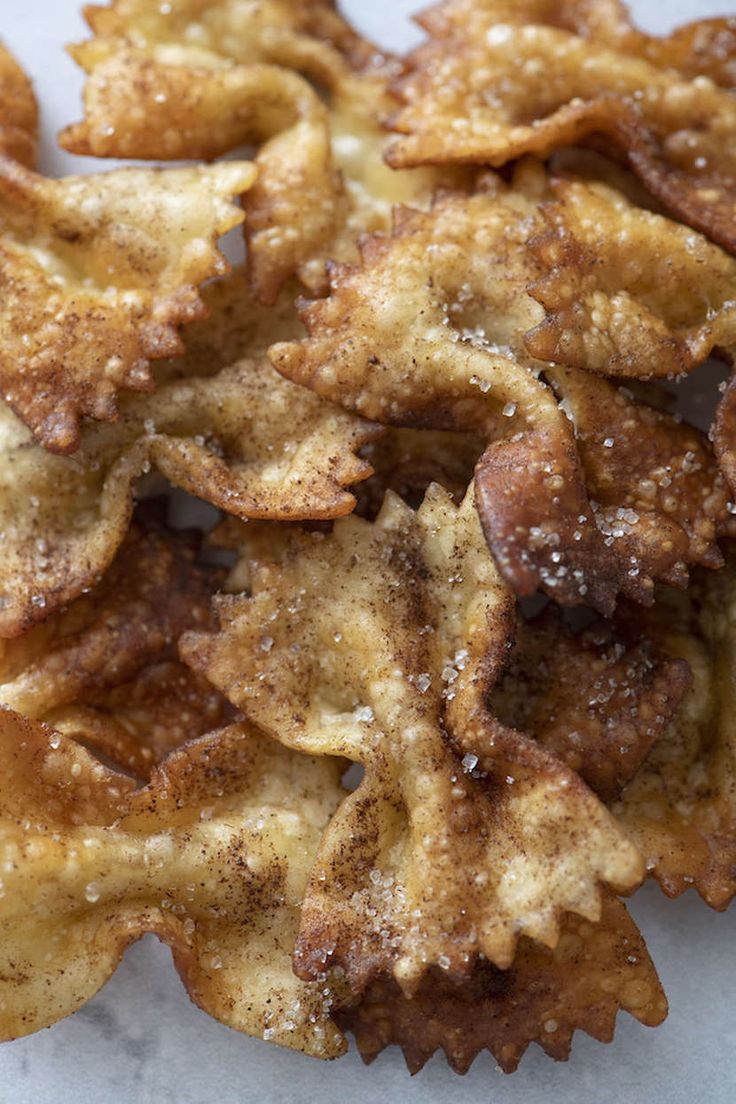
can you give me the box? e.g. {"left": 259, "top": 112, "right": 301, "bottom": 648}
{"left": 2, "top": 0, "right": 736, "bottom": 1078}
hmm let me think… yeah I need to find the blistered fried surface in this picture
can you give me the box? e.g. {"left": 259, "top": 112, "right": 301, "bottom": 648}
{"left": 64, "top": 0, "right": 374, "bottom": 162}
{"left": 299, "top": 69, "right": 457, "bottom": 296}
{"left": 272, "top": 175, "right": 619, "bottom": 610}
{"left": 183, "top": 485, "right": 642, "bottom": 992}
{"left": 339, "top": 894, "right": 666, "bottom": 1073}
{"left": 386, "top": 0, "right": 736, "bottom": 251}
{"left": 247, "top": 63, "right": 460, "bottom": 301}
{"left": 64, "top": 16, "right": 337, "bottom": 300}
{"left": 0, "top": 43, "right": 37, "bottom": 166}
{"left": 0, "top": 713, "right": 347, "bottom": 1055}
{"left": 490, "top": 609, "right": 690, "bottom": 802}
{"left": 0, "top": 519, "right": 229, "bottom": 776}
{"left": 614, "top": 563, "right": 736, "bottom": 909}
{"left": 0, "top": 272, "right": 376, "bottom": 638}
{"left": 62, "top": 1, "right": 455, "bottom": 302}
{"left": 527, "top": 179, "right": 736, "bottom": 376}
{"left": 0, "top": 155, "right": 253, "bottom": 451}
{"left": 245, "top": 63, "right": 453, "bottom": 302}
{"left": 272, "top": 170, "right": 731, "bottom": 609}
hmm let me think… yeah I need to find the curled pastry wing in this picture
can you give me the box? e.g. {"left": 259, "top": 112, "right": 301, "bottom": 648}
{"left": 0, "top": 156, "right": 253, "bottom": 452}
{"left": 615, "top": 562, "right": 736, "bottom": 910}
{"left": 61, "top": 1, "right": 452, "bottom": 302}
{"left": 526, "top": 179, "right": 736, "bottom": 376}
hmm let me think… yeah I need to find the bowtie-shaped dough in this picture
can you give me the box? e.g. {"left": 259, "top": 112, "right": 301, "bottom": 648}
{"left": 272, "top": 169, "right": 733, "bottom": 610}
{"left": 522, "top": 185, "right": 736, "bottom": 510}
{"left": 0, "top": 46, "right": 253, "bottom": 451}
{"left": 0, "top": 156, "right": 253, "bottom": 452}
{"left": 62, "top": 0, "right": 374, "bottom": 166}
{"left": 0, "top": 271, "right": 377, "bottom": 638}
{"left": 61, "top": 0, "right": 457, "bottom": 302}
{"left": 0, "top": 517, "right": 229, "bottom": 777}
{"left": 527, "top": 177, "right": 736, "bottom": 377}
{"left": 385, "top": 0, "right": 736, "bottom": 253}
{"left": 182, "top": 484, "right": 642, "bottom": 992}
{"left": 545, "top": 367, "right": 734, "bottom": 590}
{"left": 0, "top": 711, "right": 346, "bottom": 1057}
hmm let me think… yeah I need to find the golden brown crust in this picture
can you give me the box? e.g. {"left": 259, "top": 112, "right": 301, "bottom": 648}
{"left": 0, "top": 44, "right": 254, "bottom": 449}
{"left": 472, "top": 421, "right": 624, "bottom": 611}
{"left": 644, "top": 16, "right": 736, "bottom": 87}
{"left": 5, "top": 2, "right": 735, "bottom": 1076}
{"left": 0, "top": 156, "right": 253, "bottom": 452}
{"left": 526, "top": 179, "right": 736, "bottom": 377}
{"left": 0, "top": 516, "right": 231, "bottom": 776}
{"left": 182, "top": 485, "right": 642, "bottom": 992}
{"left": 60, "top": 0, "right": 366, "bottom": 300}
{"left": 386, "top": 0, "right": 736, "bottom": 253}
{"left": 69, "top": 0, "right": 373, "bottom": 146}
{"left": 272, "top": 171, "right": 731, "bottom": 609}
{"left": 47, "top": 663, "right": 229, "bottom": 780}
{"left": 271, "top": 176, "right": 623, "bottom": 610}
{"left": 338, "top": 894, "right": 666, "bottom": 1073}
{"left": 548, "top": 368, "right": 735, "bottom": 587}
{"left": 61, "top": 1, "right": 460, "bottom": 303}
{"left": 64, "top": 41, "right": 341, "bottom": 303}
{"left": 0, "top": 270, "right": 377, "bottom": 639}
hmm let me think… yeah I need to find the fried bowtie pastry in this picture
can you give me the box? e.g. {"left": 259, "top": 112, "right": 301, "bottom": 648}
{"left": 0, "top": 271, "right": 377, "bottom": 638}
{"left": 272, "top": 168, "right": 733, "bottom": 611}
{"left": 385, "top": 0, "right": 736, "bottom": 253}
{"left": 0, "top": 516, "right": 230, "bottom": 777}
{"left": 526, "top": 176, "right": 736, "bottom": 377}
{"left": 544, "top": 368, "right": 734, "bottom": 591}
{"left": 481, "top": 541, "right": 735, "bottom": 907}
{"left": 61, "top": 0, "right": 375, "bottom": 162}
{"left": 182, "top": 484, "right": 643, "bottom": 992}
{"left": 0, "top": 712, "right": 347, "bottom": 1057}
{"left": 61, "top": 0, "right": 454, "bottom": 303}
{"left": 503, "top": 168, "right": 736, "bottom": 509}
{"left": 0, "top": 46, "right": 254, "bottom": 452}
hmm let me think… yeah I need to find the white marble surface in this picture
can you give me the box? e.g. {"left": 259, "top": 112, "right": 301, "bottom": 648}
{"left": 1, "top": 0, "right": 736, "bottom": 1100}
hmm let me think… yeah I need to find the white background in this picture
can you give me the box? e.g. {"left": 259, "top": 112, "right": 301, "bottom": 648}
{"left": 1, "top": 1, "right": 735, "bottom": 1101}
